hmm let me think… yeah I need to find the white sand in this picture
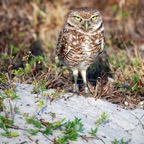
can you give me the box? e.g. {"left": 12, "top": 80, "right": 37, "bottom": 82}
{"left": 0, "top": 83, "right": 144, "bottom": 144}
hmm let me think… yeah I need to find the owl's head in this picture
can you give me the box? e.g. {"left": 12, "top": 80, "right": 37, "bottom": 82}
{"left": 66, "top": 7, "right": 103, "bottom": 33}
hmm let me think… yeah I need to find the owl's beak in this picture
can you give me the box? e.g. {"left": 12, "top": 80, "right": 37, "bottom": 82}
{"left": 84, "top": 20, "right": 89, "bottom": 31}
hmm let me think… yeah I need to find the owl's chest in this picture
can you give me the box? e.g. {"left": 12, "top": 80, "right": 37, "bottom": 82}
{"left": 80, "top": 35, "right": 93, "bottom": 56}
{"left": 68, "top": 34, "right": 94, "bottom": 56}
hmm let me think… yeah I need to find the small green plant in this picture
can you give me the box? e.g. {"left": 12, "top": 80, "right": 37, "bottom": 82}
{"left": 26, "top": 117, "right": 43, "bottom": 129}
{"left": 0, "top": 72, "right": 7, "bottom": 85}
{"left": 131, "top": 74, "right": 140, "bottom": 91}
{"left": 4, "top": 89, "right": 19, "bottom": 100}
{"left": 25, "top": 117, "right": 66, "bottom": 136}
{"left": 27, "top": 129, "right": 39, "bottom": 135}
{"left": 26, "top": 117, "right": 43, "bottom": 135}
{"left": 0, "top": 93, "right": 6, "bottom": 112}
{"left": 36, "top": 99, "right": 44, "bottom": 109}
{"left": 41, "top": 118, "right": 66, "bottom": 135}
{"left": 10, "top": 45, "right": 20, "bottom": 56}
{"left": 89, "top": 127, "right": 98, "bottom": 136}
{"left": 55, "top": 117, "right": 84, "bottom": 143}
{"left": 88, "top": 112, "right": 108, "bottom": 137}
{"left": 13, "top": 68, "right": 25, "bottom": 80}
{"left": 0, "top": 115, "right": 19, "bottom": 137}
{"left": 131, "top": 57, "right": 140, "bottom": 70}
{"left": 112, "top": 138, "right": 129, "bottom": 144}
{"left": 36, "top": 55, "right": 44, "bottom": 64}
{"left": 41, "top": 127, "right": 53, "bottom": 135}
{"left": 95, "top": 112, "right": 108, "bottom": 127}
{"left": 117, "top": 51, "right": 127, "bottom": 70}
{"left": 131, "top": 83, "right": 138, "bottom": 91}
{"left": 1, "top": 52, "right": 8, "bottom": 60}
{"left": 56, "top": 136, "right": 68, "bottom": 144}
{"left": 51, "top": 92, "right": 61, "bottom": 98}
{"left": 32, "top": 83, "right": 40, "bottom": 93}
{"left": 32, "top": 79, "right": 47, "bottom": 94}
{"left": 62, "top": 117, "right": 84, "bottom": 140}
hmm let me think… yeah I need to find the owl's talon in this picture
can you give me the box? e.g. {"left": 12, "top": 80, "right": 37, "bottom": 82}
{"left": 73, "top": 84, "right": 79, "bottom": 93}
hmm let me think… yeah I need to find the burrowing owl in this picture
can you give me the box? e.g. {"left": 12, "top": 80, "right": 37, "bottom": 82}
{"left": 56, "top": 7, "right": 104, "bottom": 93}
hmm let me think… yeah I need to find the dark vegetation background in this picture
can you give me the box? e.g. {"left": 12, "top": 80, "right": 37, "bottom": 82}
{"left": 0, "top": 0, "right": 144, "bottom": 109}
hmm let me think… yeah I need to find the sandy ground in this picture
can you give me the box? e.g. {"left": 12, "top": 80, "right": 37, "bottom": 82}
{"left": 0, "top": 83, "right": 144, "bottom": 144}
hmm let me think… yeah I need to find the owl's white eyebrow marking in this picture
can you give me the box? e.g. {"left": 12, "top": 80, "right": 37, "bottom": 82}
{"left": 94, "top": 11, "right": 99, "bottom": 15}
{"left": 90, "top": 14, "right": 99, "bottom": 19}
{"left": 73, "top": 15, "right": 83, "bottom": 18}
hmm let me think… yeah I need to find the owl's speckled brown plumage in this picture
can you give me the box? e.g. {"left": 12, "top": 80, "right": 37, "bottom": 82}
{"left": 56, "top": 7, "right": 104, "bottom": 93}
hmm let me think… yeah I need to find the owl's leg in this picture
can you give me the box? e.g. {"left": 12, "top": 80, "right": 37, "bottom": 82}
{"left": 73, "top": 69, "right": 79, "bottom": 93}
{"left": 80, "top": 70, "right": 89, "bottom": 93}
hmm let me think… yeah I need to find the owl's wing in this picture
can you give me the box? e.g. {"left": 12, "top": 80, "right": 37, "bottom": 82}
{"left": 97, "top": 28, "right": 105, "bottom": 55}
{"left": 56, "top": 29, "right": 70, "bottom": 59}
{"left": 100, "top": 30, "right": 105, "bottom": 53}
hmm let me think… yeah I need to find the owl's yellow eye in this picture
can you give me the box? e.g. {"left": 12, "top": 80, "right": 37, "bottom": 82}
{"left": 91, "top": 16, "right": 97, "bottom": 21}
{"left": 74, "top": 16, "right": 81, "bottom": 21}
